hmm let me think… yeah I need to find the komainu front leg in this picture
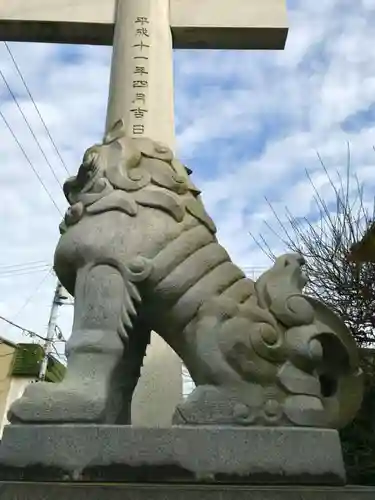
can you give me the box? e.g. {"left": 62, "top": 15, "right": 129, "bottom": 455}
{"left": 9, "top": 262, "right": 142, "bottom": 424}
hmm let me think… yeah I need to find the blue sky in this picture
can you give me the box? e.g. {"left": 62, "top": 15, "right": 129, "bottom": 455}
{"left": 1, "top": 0, "right": 375, "bottom": 349}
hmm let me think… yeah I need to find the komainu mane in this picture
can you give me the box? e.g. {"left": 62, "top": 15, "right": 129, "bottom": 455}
{"left": 9, "top": 120, "right": 363, "bottom": 429}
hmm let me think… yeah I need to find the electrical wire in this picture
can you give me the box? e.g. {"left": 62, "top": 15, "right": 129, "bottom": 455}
{"left": 0, "top": 259, "right": 49, "bottom": 270}
{"left": 242, "top": 267, "right": 267, "bottom": 279}
{"left": 0, "top": 262, "right": 51, "bottom": 276}
{"left": 51, "top": 342, "right": 66, "bottom": 362}
{"left": 3, "top": 41, "right": 70, "bottom": 176}
{"left": 0, "top": 262, "right": 50, "bottom": 271}
{"left": 9, "top": 267, "right": 53, "bottom": 324}
{"left": 0, "top": 46, "right": 69, "bottom": 357}
{"left": 0, "top": 108, "right": 63, "bottom": 216}
{"left": 0, "top": 314, "right": 55, "bottom": 343}
{"left": 241, "top": 267, "right": 268, "bottom": 272}
{"left": 0, "top": 266, "right": 51, "bottom": 279}
{"left": 0, "top": 67, "right": 64, "bottom": 190}
{"left": 54, "top": 325, "right": 66, "bottom": 342}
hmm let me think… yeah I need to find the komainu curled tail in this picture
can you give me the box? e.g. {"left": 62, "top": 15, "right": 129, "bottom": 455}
{"left": 174, "top": 254, "right": 363, "bottom": 429}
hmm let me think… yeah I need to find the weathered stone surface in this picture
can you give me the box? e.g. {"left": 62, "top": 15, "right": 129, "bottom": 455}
{"left": 7, "top": 127, "right": 363, "bottom": 430}
{"left": 0, "top": 483, "right": 374, "bottom": 500}
{"left": 0, "top": 425, "right": 345, "bottom": 485}
{"left": 0, "top": 0, "right": 288, "bottom": 49}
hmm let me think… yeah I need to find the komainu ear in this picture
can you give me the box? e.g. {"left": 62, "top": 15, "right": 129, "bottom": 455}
{"left": 104, "top": 119, "right": 126, "bottom": 144}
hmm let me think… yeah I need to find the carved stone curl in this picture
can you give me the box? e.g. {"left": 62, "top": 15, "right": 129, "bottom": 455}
{"left": 8, "top": 120, "right": 363, "bottom": 429}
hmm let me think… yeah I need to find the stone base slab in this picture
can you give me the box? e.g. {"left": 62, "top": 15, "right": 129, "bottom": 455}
{"left": 0, "top": 483, "right": 374, "bottom": 500}
{"left": 0, "top": 425, "right": 346, "bottom": 485}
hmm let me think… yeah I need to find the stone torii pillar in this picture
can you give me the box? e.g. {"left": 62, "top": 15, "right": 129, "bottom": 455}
{"left": 0, "top": 0, "right": 288, "bottom": 427}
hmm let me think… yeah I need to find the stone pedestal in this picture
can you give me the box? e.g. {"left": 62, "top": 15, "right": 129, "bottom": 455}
{"left": 0, "top": 425, "right": 345, "bottom": 484}
{"left": 1, "top": 425, "right": 373, "bottom": 499}
{"left": 0, "top": 483, "right": 374, "bottom": 499}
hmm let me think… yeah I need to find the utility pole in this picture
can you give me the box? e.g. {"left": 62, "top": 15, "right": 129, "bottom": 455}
{"left": 39, "top": 281, "right": 64, "bottom": 381}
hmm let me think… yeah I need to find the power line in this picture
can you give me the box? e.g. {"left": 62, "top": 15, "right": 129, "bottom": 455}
{"left": 51, "top": 342, "right": 66, "bottom": 361}
{"left": 241, "top": 266, "right": 268, "bottom": 271}
{"left": 0, "top": 108, "right": 63, "bottom": 216}
{"left": 10, "top": 268, "right": 54, "bottom": 325}
{"left": 0, "top": 329, "right": 65, "bottom": 370}
{"left": 0, "top": 67, "right": 64, "bottom": 190}
{"left": 3, "top": 41, "right": 70, "bottom": 176}
{"left": 0, "top": 266, "right": 51, "bottom": 279}
{"left": 0, "top": 262, "right": 50, "bottom": 275}
{"left": 0, "top": 260, "right": 49, "bottom": 270}
{"left": 0, "top": 314, "right": 56, "bottom": 343}
{"left": 54, "top": 325, "right": 66, "bottom": 343}
{"left": 0, "top": 46, "right": 68, "bottom": 361}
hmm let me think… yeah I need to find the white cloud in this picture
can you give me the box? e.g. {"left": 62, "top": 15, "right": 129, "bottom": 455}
{"left": 0, "top": 0, "right": 375, "bottom": 354}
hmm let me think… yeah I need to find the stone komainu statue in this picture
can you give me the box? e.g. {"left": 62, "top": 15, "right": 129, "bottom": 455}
{"left": 9, "top": 120, "right": 363, "bottom": 429}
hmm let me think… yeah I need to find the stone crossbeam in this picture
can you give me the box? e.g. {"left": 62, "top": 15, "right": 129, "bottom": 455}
{"left": 0, "top": 0, "right": 288, "bottom": 49}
